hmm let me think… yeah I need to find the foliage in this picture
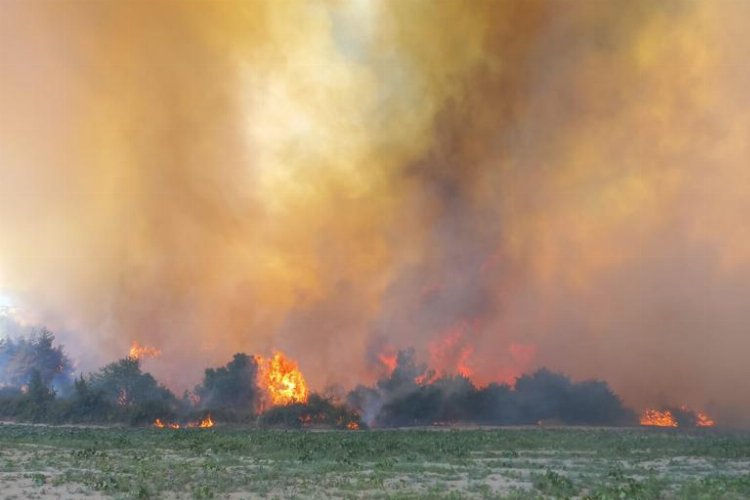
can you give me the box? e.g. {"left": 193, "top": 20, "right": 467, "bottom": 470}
{"left": 195, "top": 353, "right": 258, "bottom": 412}
{"left": 349, "top": 350, "right": 636, "bottom": 427}
{"left": 0, "top": 328, "right": 72, "bottom": 389}
{"left": 87, "top": 357, "right": 178, "bottom": 424}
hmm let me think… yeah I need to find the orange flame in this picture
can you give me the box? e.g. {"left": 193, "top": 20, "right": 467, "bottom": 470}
{"left": 415, "top": 370, "right": 438, "bottom": 385}
{"left": 198, "top": 414, "right": 215, "bottom": 428}
{"left": 152, "top": 414, "right": 214, "bottom": 429}
{"left": 640, "top": 409, "right": 678, "bottom": 427}
{"left": 640, "top": 406, "right": 716, "bottom": 428}
{"left": 695, "top": 411, "right": 716, "bottom": 427}
{"left": 427, "top": 321, "right": 476, "bottom": 380}
{"left": 128, "top": 341, "right": 161, "bottom": 361}
{"left": 255, "top": 351, "right": 309, "bottom": 407}
{"left": 347, "top": 421, "right": 360, "bottom": 430}
{"left": 378, "top": 350, "right": 398, "bottom": 376}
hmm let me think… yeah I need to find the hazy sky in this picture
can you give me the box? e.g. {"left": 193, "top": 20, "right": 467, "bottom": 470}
{"left": 2, "top": 0, "right": 750, "bottom": 425}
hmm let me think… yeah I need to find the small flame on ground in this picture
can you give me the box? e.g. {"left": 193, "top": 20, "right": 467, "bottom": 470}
{"left": 347, "top": 421, "right": 360, "bottom": 430}
{"left": 198, "top": 415, "right": 215, "bottom": 428}
{"left": 152, "top": 414, "right": 214, "bottom": 429}
{"left": 255, "top": 351, "right": 309, "bottom": 407}
{"left": 640, "top": 406, "right": 715, "bottom": 428}
{"left": 128, "top": 341, "right": 161, "bottom": 361}
{"left": 640, "top": 409, "right": 678, "bottom": 427}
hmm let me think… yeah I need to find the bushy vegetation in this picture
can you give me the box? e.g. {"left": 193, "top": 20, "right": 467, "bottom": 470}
{"left": 193, "top": 353, "right": 259, "bottom": 421}
{"left": 0, "top": 328, "right": 633, "bottom": 428}
{"left": 0, "top": 328, "right": 72, "bottom": 390}
{"left": 0, "top": 353, "right": 178, "bottom": 424}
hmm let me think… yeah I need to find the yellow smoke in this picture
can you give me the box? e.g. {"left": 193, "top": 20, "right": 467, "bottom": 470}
{"left": 1, "top": 0, "right": 750, "bottom": 423}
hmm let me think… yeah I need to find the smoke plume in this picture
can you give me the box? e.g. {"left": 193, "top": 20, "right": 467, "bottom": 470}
{"left": 2, "top": 1, "right": 750, "bottom": 425}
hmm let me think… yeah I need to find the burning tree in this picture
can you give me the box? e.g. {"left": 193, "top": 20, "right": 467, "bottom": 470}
{"left": 255, "top": 352, "right": 309, "bottom": 408}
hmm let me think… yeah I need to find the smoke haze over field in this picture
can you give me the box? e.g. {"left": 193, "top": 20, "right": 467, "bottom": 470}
{"left": 2, "top": 1, "right": 750, "bottom": 424}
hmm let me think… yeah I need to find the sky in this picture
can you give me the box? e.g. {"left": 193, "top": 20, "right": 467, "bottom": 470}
{"left": 2, "top": 0, "right": 750, "bottom": 425}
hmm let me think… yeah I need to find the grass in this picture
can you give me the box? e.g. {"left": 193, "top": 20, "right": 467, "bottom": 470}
{"left": 0, "top": 424, "right": 748, "bottom": 498}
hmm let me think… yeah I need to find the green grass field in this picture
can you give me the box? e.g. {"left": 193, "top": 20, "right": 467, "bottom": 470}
{"left": 0, "top": 424, "right": 748, "bottom": 499}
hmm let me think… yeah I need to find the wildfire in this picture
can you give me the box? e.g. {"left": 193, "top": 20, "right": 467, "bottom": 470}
{"left": 640, "top": 409, "right": 678, "bottom": 427}
{"left": 152, "top": 414, "right": 214, "bottom": 429}
{"left": 255, "top": 351, "right": 309, "bottom": 407}
{"left": 128, "top": 341, "right": 161, "bottom": 361}
{"left": 347, "top": 421, "right": 360, "bottom": 430}
{"left": 428, "top": 321, "right": 477, "bottom": 380}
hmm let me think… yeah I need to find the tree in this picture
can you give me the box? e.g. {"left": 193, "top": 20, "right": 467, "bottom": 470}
{"left": 0, "top": 328, "right": 72, "bottom": 389}
{"left": 195, "top": 353, "right": 258, "bottom": 412}
{"left": 18, "top": 369, "right": 55, "bottom": 421}
{"left": 89, "top": 357, "right": 177, "bottom": 423}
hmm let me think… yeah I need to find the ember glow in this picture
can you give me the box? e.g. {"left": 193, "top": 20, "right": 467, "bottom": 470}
{"left": 128, "top": 342, "right": 161, "bottom": 361}
{"left": 255, "top": 352, "right": 309, "bottom": 407}
{"left": 640, "top": 409, "right": 678, "bottom": 428}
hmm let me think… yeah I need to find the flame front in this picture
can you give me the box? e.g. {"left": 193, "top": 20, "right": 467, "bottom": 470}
{"left": 640, "top": 409, "right": 678, "bottom": 427}
{"left": 256, "top": 351, "right": 309, "bottom": 406}
{"left": 128, "top": 341, "right": 161, "bottom": 361}
{"left": 152, "top": 414, "right": 214, "bottom": 429}
{"left": 640, "top": 406, "right": 716, "bottom": 428}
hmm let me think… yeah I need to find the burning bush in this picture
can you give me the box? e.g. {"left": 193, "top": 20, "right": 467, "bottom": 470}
{"left": 348, "top": 350, "right": 635, "bottom": 427}
{"left": 259, "top": 393, "right": 363, "bottom": 429}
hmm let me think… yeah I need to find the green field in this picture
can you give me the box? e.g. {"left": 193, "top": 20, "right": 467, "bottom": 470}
{"left": 0, "top": 424, "right": 749, "bottom": 499}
